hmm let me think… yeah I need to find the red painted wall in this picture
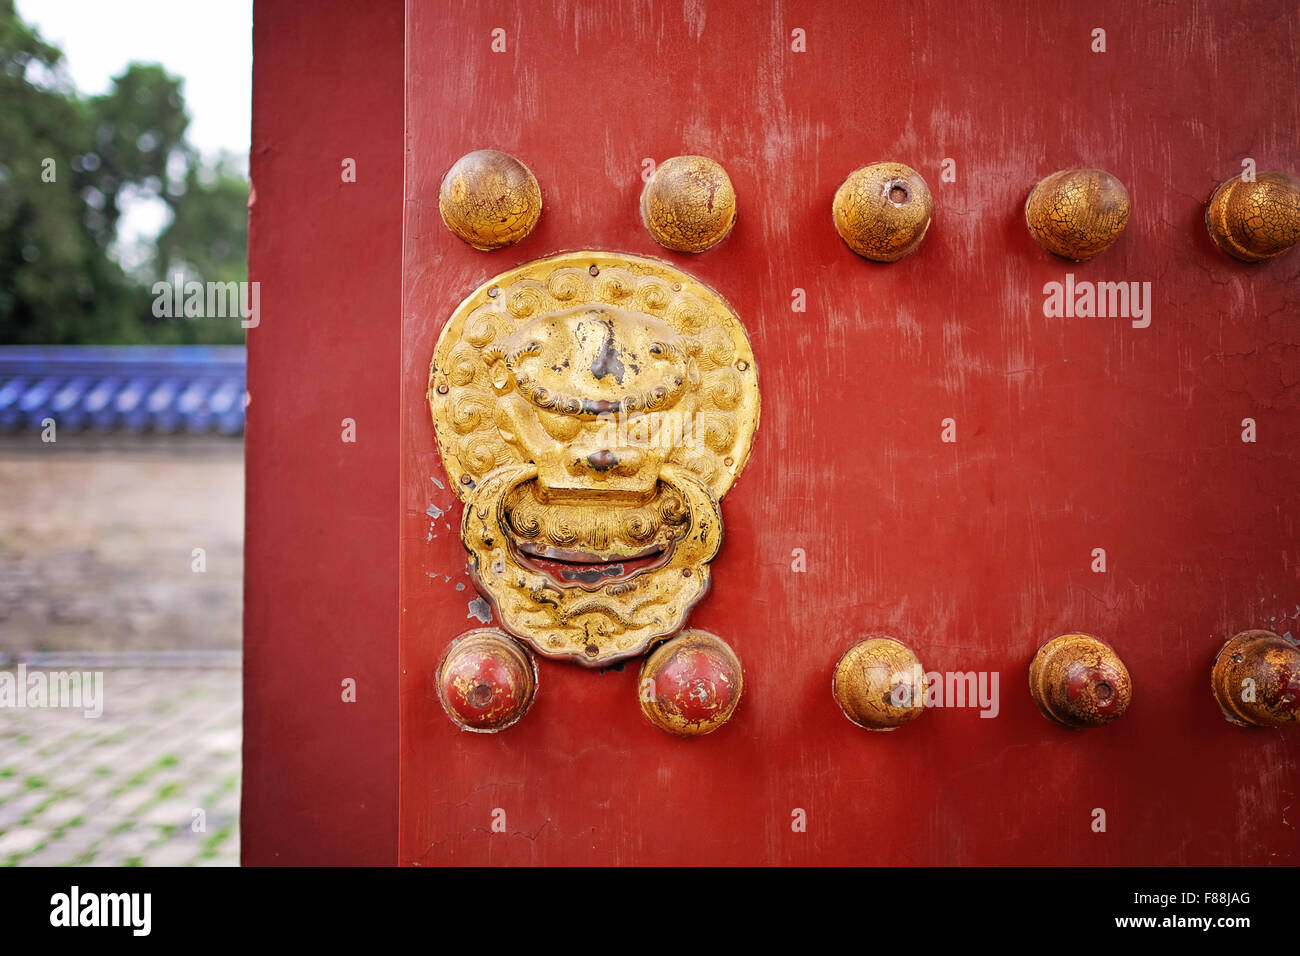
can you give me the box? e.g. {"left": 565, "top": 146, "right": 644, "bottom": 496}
{"left": 243, "top": 0, "right": 404, "bottom": 865}
{"left": 247, "top": 0, "right": 1300, "bottom": 866}
{"left": 398, "top": 0, "right": 1299, "bottom": 865}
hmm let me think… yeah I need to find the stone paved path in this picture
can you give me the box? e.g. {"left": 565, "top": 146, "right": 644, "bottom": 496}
{"left": 0, "top": 666, "right": 240, "bottom": 867}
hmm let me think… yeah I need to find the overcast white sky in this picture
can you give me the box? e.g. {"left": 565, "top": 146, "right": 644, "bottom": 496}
{"left": 17, "top": 0, "right": 252, "bottom": 158}
{"left": 16, "top": 0, "right": 253, "bottom": 266}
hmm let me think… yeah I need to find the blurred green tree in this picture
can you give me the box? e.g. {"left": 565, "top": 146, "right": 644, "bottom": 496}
{"left": 0, "top": 1, "right": 247, "bottom": 344}
{"left": 156, "top": 152, "right": 249, "bottom": 291}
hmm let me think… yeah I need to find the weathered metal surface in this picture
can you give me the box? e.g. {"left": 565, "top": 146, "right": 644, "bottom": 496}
{"left": 832, "top": 637, "right": 928, "bottom": 730}
{"left": 638, "top": 629, "right": 744, "bottom": 736}
{"left": 641, "top": 155, "right": 737, "bottom": 252}
{"left": 1205, "top": 170, "right": 1300, "bottom": 262}
{"left": 832, "top": 162, "right": 933, "bottom": 261}
{"left": 1211, "top": 629, "right": 1300, "bottom": 727}
{"left": 439, "top": 149, "right": 542, "bottom": 250}
{"left": 1028, "top": 634, "right": 1132, "bottom": 729}
{"left": 428, "top": 252, "right": 759, "bottom": 665}
{"left": 1024, "top": 168, "right": 1131, "bottom": 260}
{"left": 437, "top": 628, "right": 539, "bottom": 732}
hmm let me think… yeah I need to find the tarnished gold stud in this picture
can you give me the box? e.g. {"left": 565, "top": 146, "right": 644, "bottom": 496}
{"left": 1211, "top": 629, "right": 1300, "bottom": 728}
{"left": 438, "top": 149, "right": 542, "bottom": 251}
{"left": 1028, "top": 633, "right": 1132, "bottom": 729}
{"left": 1206, "top": 171, "right": 1300, "bottom": 262}
{"left": 437, "top": 628, "right": 538, "bottom": 732}
{"left": 832, "top": 637, "right": 927, "bottom": 730}
{"left": 640, "top": 155, "right": 737, "bottom": 253}
{"left": 639, "top": 630, "right": 742, "bottom": 737}
{"left": 1024, "top": 168, "right": 1130, "bottom": 260}
{"left": 832, "top": 162, "right": 932, "bottom": 262}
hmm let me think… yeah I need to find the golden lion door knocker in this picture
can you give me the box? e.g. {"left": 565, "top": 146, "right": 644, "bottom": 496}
{"left": 430, "top": 252, "right": 759, "bottom": 736}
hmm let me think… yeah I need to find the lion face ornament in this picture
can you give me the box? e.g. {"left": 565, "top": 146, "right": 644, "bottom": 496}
{"left": 430, "top": 252, "right": 759, "bottom": 733}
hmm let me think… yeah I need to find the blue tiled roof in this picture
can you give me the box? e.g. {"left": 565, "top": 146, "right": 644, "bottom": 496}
{"left": 0, "top": 346, "right": 246, "bottom": 435}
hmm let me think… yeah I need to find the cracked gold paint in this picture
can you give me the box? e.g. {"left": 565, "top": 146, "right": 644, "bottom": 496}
{"left": 429, "top": 252, "right": 759, "bottom": 666}
{"left": 832, "top": 637, "right": 927, "bottom": 730}
{"left": 832, "top": 162, "right": 932, "bottom": 262}
{"left": 640, "top": 155, "right": 737, "bottom": 253}
{"left": 639, "top": 629, "right": 743, "bottom": 736}
{"left": 1205, "top": 171, "right": 1300, "bottom": 262}
{"left": 438, "top": 149, "right": 542, "bottom": 250}
{"left": 1211, "top": 629, "right": 1300, "bottom": 728}
{"left": 460, "top": 461, "right": 722, "bottom": 665}
{"left": 1024, "top": 168, "right": 1130, "bottom": 261}
{"left": 1028, "top": 633, "right": 1132, "bottom": 729}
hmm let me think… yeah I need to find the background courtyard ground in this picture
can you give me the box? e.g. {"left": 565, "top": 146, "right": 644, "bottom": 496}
{"left": 0, "top": 436, "right": 243, "bottom": 866}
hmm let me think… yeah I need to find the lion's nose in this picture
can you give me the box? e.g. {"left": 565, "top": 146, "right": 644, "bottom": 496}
{"left": 586, "top": 449, "right": 618, "bottom": 471}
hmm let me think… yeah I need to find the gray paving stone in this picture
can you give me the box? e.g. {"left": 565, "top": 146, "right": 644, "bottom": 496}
{"left": 0, "top": 789, "right": 49, "bottom": 828}
{"left": 196, "top": 729, "right": 241, "bottom": 755}
{"left": 101, "top": 786, "right": 160, "bottom": 821}
{"left": 12, "top": 843, "right": 68, "bottom": 866}
{"left": 143, "top": 840, "right": 200, "bottom": 868}
{"left": 138, "top": 799, "right": 198, "bottom": 828}
{"left": 40, "top": 798, "right": 88, "bottom": 829}
{"left": 93, "top": 827, "right": 155, "bottom": 861}
{"left": 0, "top": 828, "right": 45, "bottom": 856}
{"left": 0, "top": 667, "right": 240, "bottom": 867}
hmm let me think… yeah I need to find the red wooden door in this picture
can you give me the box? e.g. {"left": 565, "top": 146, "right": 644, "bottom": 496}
{"left": 398, "top": 0, "right": 1300, "bottom": 866}
{"left": 247, "top": 0, "right": 1300, "bottom": 867}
